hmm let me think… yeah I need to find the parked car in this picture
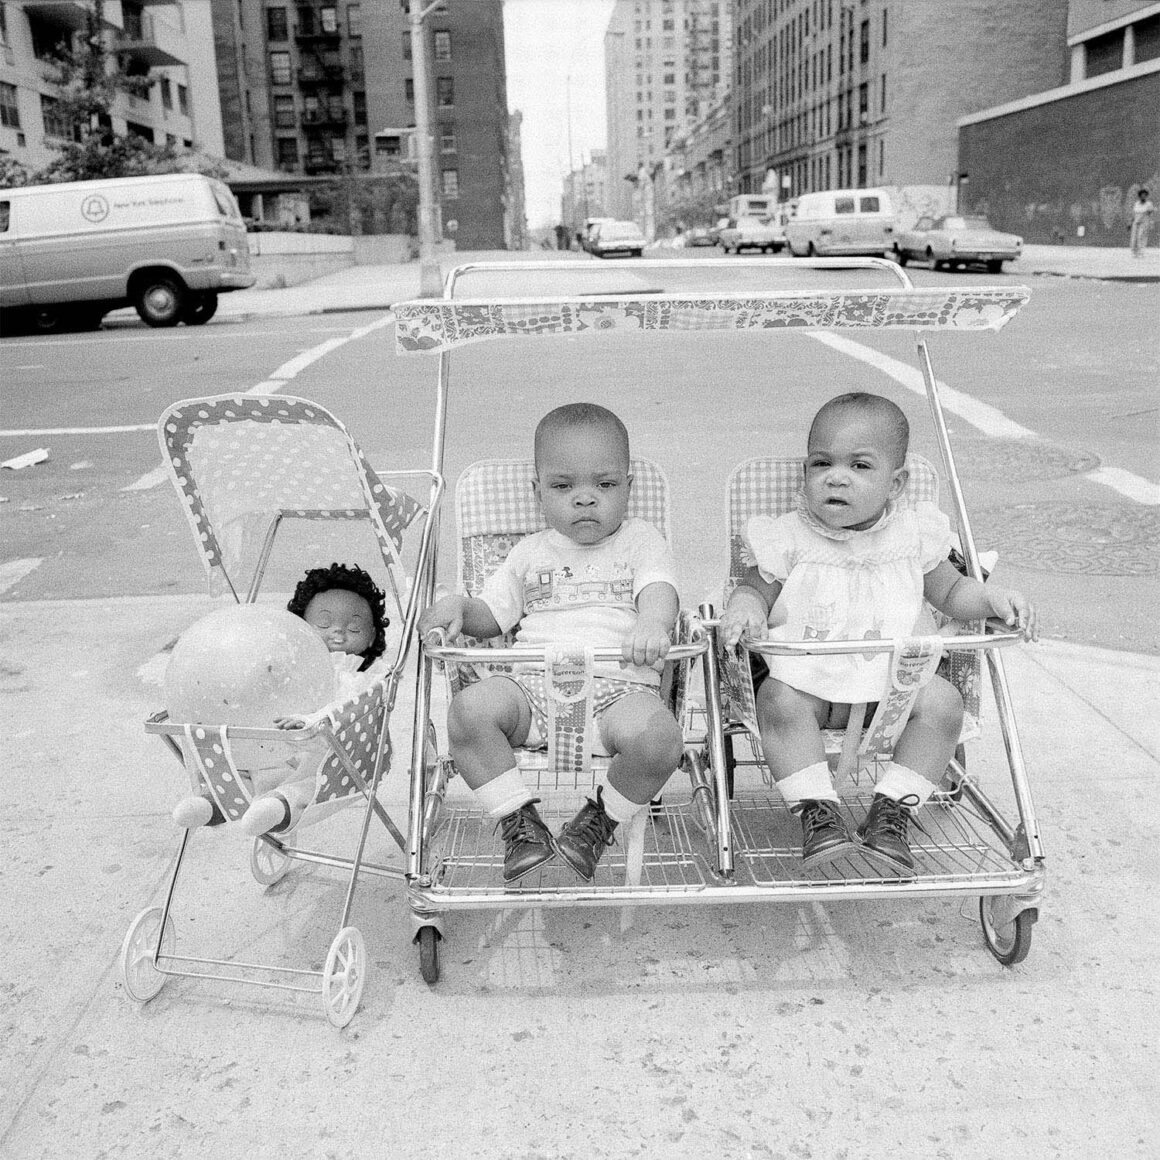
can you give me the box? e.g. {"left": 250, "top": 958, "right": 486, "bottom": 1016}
{"left": 684, "top": 226, "right": 717, "bottom": 247}
{"left": 589, "top": 220, "right": 646, "bottom": 258}
{"left": 0, "top": 173, "right": 254, "bottom": 333}
{"left": 717, "top": 215, "right": 784, "bottom": 254}
{"left": 581, "top": 216, "right": 616, "bottom": 252}
{"left": 784, "top": 189, "right": 896, "bottom": 257}
{"left": 893, "top": 215, "right": 1022, "bottom": 273}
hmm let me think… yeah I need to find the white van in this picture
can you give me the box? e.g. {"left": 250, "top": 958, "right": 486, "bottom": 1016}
{"left": 784, "top": 188, "right": 896, "bottom": 258}
{"left": 0, "top": 173, "right": 254, "bottom": 332}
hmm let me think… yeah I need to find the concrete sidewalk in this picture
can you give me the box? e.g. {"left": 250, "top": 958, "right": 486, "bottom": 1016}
{"left": 0, "top": 586, "right": 1158, "bottom": 1157}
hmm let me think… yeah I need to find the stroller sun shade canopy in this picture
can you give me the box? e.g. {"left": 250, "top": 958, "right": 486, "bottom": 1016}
{"left": 392, "top": 285, "right": 1030, "bottom": 354}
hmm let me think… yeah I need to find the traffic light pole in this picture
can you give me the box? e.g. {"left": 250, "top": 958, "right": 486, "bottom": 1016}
{"left": 408, "top": 0, "right": 444, "bottom": 298}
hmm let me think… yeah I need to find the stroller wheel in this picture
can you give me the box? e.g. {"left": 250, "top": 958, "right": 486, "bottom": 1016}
{"left": 251, "top": 833, "right": 295, "bottom": 886}
{"left": 416, "top": 925, "right": 441, "bottom": 984}
{"left": 979, "top": 896, "right": 1036, "bottom": 966}
{"left": 120, "top": 907, "right": 175, "bottom": 1003}
{"left": 322, "top": 926, "right": 367, "bottom": 1028}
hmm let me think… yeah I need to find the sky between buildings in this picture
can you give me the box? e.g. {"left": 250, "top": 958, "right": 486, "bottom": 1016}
{"left": 504, "top": 0, "right": 618, "bottom": 229}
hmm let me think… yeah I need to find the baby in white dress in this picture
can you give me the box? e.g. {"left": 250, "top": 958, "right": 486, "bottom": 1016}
{"left": 720, "top": 393, "right": 1038, "bottom": 873}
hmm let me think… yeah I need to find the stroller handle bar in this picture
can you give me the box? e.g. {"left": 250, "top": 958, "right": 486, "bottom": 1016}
{"left": 423, "top": 640, "right": 710, "bottom": 665}
{"left": 707, "top": 618, "right": 1027, "bottom": 658}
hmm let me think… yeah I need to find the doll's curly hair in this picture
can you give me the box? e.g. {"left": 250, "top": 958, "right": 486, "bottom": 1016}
{"left": 287, "top": 562, "right": 388, "bottom": 671}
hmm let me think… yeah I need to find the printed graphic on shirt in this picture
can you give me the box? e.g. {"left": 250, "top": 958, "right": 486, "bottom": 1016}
{"left": 523, "top": 559, "right": 636, "bottom": 613}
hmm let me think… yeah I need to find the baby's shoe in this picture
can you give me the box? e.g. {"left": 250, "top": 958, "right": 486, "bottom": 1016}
{"left": 857, "top": 793, "right": 920, "bottom": 874}
{"left": 797, "top": 799, "right": 856, "bottom": 869}
{"left": 172, "top": 794, "right": 222, "bottom": 829}
{"left": 496, "top": 799, "right": 556, "bottom": 883}
{"left": 240, "top": 794, "right": 292, "bottom": 837}
{"left": 555, "top": 787, "right": 618, "bottom": 882}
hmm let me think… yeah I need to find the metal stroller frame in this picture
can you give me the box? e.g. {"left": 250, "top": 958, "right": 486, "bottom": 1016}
{"left": 393, "top": 257, "right": 1044, "bottom": 982}
{"left": 120, "top": 394, "right": 442, "bottom": 1025}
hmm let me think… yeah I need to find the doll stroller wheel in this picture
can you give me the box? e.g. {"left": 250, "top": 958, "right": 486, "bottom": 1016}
{"left": 979, "top": 896, "right": 1036, "bottom": 966}
{"left": 120, "top": 907, "right": 176, "bottom": 1003}
{"left": 250, "top": 832, "right": 296, "bottom": 886}
{"left": 416, "top": 925, "right": 441, "bottom": 984}
{"left": 322, "top": 926, "right": 367, "bottom": 1028}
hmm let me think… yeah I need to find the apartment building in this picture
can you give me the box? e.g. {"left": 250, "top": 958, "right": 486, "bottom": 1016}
{"left": 959, "top": 1, "right": 1159, "bottom": 243}
{"left": 0, "top": 0, "right": 223, "bottom": 173}
{"left": 561, "top": 148, "right": 608, "bottom": 236}
{"left": 213, "top": 0, "right": 512, "bottom": 248}
{"left": 604, "top": 0, "right": 732, "bottom": 220}
{"left": 731, "top": 0, "right": 1069, "bottom": 207}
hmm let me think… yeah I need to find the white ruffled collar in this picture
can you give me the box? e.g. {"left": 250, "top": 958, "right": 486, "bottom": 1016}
{"left": 795, "top": 492, "right": 900, "bottom": 541}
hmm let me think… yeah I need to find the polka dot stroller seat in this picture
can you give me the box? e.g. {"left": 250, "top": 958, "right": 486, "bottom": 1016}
{"left": 121, "top": 394, "right": 442, "bottom": 1027}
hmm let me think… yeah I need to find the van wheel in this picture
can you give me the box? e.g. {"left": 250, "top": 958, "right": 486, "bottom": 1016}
{"left": 135, "top": 276, "right": 185, "bottom": 328}
{"left": 181, "top": 291, "right": 218, "bottom": 326}
{"left": 30, "top": 306, "right": 66, "bottom": 334}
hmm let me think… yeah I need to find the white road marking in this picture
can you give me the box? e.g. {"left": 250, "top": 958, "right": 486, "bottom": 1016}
{"left": 0, "top": 424, "right": 153, "bottom": 437}
{"left": 125, "top": 311, "right": 395, "bottom": 488}
{"left": 808, "top": 331, "right": 1160, "bottom": 505}
{"left": 0, "top": 558, "right": 43, "bottom": 595}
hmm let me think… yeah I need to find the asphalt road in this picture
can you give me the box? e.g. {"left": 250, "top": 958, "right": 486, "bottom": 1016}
{"left": 1, "top": 260, "right": 1157, "bottom": 653}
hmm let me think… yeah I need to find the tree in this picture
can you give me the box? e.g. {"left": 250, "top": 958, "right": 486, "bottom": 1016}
{"left": 25, "top": 0, "right": 176, "bottom": 184}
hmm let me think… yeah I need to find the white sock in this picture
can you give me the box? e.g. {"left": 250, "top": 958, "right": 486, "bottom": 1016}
{"left": 597, "top": 781, "right": 643, "bottom": 827}
{"left": 172, "top": 795, "right": 214, "bottom": 829}
{"left": 775, "top": 761, "right": 839, "bottom": 810}
{"left": 474, "top": 768, "right": 534, "bottom": 819}
{"left": 874, "top": 763, "right": 938, "bottom": 812}
{"left": 241, "top": 795, "right": 291, "bottom": 837}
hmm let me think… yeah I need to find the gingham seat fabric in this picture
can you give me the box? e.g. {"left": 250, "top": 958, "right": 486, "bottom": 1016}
{"left": 720, "top": 453, "right": 982, "bottom": 773}
{"left": 158, "top": 394, "right": 422, "bottom": 598}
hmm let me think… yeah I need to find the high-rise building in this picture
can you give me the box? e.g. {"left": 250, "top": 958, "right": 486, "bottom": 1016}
{"left": 0, "top": 0, "right": 223, "bottom": 173}
{"left": 212, "top": 0, "right": 512, "bottom": 248}
{"left": 604, "top": 0, "right": 732, "bottom": 220}
{"left": 731, "top": 0, "right": 1069, "bottom": 205}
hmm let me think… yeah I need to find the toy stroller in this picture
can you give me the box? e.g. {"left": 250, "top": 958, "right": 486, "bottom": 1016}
{"left": 120, "top": 394, "right": 442, "bottom": 1026}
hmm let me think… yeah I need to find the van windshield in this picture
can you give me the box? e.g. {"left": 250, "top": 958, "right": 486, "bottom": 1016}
{"left": 212, "top": 187, "right": 239, "bottom": 218}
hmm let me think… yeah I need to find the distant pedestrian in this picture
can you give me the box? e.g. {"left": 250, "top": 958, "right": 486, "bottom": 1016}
{"left": 554, "top": 223, "right": 569, "bottom": 251}
{"left": 1129, "top": 189, "right": 1154, "bottom": 257}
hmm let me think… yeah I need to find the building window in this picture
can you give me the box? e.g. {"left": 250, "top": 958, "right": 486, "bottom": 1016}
{"left": 330, "top": 135, "right": 345, "bottom": 162}
{"left": 857, "top": 142, "right": 867, "bottom": 187}
{"left": 270, "top": 51, "right": 292, "bottom": 84}
{"left": 858, "top": 82, "right": 868, "bottom": 121}
{"left": 126, "top": 120, "right": 155, "bottom": 143}
{"left": 441, "top": 168, "right": 459, "bottom": 198}
{"left": 878, "top": 138, "right": 885, "bottom": 176}
{"left": 267, "top": 6, "right": 288, "bottom": 41}
{"left": 277, "top": 137, "right": 299, "bottom": 168}
{"left": 320, "top": 6, "right": 338, "bottom": 34}
{"left": 1, "top": 81, "right": 21, "bottom": 129}
{"left": 349, "top": 44, "right": 364, "bottom": 79}
{"left": 347, "top": 3, "right": 361, "bottom": 38}
{"left": 664, "top": 107, "right": 675, "bottom": 120}
{"left": 436, "top": 77, "right": 454, "bottom": 107}
{"left": 353, "top": 90, "right": 366, "bottom": 125}
{"left": 404, "top": 78, "right": 414, "bottom": 104}
{"left": 1138, "top": 14, "right": 1160, "bottom": 63}
{"left": 178, "top": 84, "right": 189, "bottom": 115}
{"left": 860, "top": 19, "right": 869, "bottom": 63}
{"left": 882, "top": 8, "right": 888, "bottom": 47}
{"left": 40, "top": 94, "right": 75, "bottom": 139}
{"left": 880, "top": 74, "right": 886, "bottom": 113}
{"left": 663, "top": 72, "right": 675, "bottom": 84}
{"left": 440, "top": 123, "right": 456, "bottom": 152}
{"left": 160, "top": 77, "right": 173, "bottom": 110}
{"left": 273, "top": 94, "right": 296, "bottom": 128}
{"left": 0, "top": 4, "right": 8, "bottom": 46}
{"left": 433, "top": 30, "right": 451, "bottom": 61}
{"left": 402, "top": 30, "right": 412, "bottom": 60}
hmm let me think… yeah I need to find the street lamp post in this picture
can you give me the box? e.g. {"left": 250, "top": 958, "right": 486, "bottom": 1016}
{"left": 407, "top": 0, "right": 445, "bottom": 297}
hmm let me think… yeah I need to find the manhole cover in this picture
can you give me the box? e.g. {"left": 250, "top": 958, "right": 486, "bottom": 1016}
{"left": 975, "top": 503, "right": 1159, "bottom": 575}
{"left": 949, "top": 439, "right": 1099, "bottom": 483}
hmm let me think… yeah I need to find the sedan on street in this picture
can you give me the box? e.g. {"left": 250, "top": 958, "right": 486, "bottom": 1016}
{"left": 716, "top": 215, "right": 785, "bottom": 254}
{"left": 893, "top": 215, "right": 1022, "bottom": 273}
{"left": 589, "top": 220, "right": 646, "bottom": 258}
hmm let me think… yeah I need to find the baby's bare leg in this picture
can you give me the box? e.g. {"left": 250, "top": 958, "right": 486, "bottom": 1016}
{"left": 755, "top": 677, "right": 829, "bottom": 781}
{"left": 445, "top": 676, "right": 532, "bottom": 790}
{"left": 599, "top": 692, "right": 684, "bottom": 805}
{"left": 891, "top": 674, "right": 963, "bottom": 785}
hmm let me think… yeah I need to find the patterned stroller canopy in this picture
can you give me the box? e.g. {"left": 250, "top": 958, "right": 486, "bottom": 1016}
{"left": 393, "top": 285, "right": 1030, "bottom": 354}
{"left": 157, "top": 394, "right": 421, "bottom": 598}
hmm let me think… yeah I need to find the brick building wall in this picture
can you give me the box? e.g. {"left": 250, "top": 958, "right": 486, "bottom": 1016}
{"left": 959, "top": 65, "right": 1160, "bottom": 245}
{"left": 887, "top": 0, "right": 1069, "bottom": 186}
